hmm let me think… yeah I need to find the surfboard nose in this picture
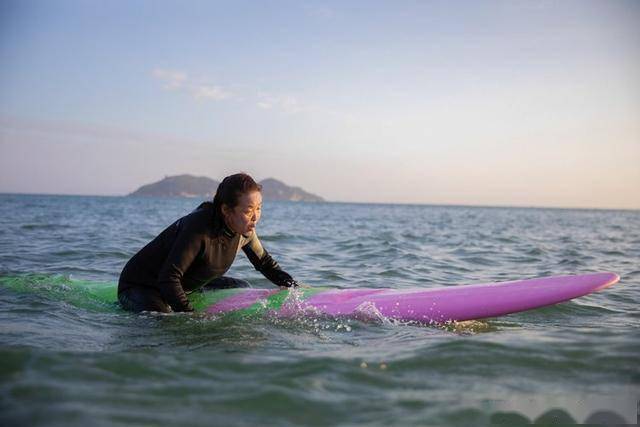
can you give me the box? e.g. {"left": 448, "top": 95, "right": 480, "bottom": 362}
{"left": 595, "top": 272, "right": 620, "bottom": 290}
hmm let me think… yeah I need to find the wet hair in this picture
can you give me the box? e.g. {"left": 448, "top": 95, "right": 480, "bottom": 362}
{"left": 211, "top": 173, "right": 262, "bottom": 222}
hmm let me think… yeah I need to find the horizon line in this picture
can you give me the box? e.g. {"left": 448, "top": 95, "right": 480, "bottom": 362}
{"left": 1, "top": 191, "right": 638, "bottom": 213}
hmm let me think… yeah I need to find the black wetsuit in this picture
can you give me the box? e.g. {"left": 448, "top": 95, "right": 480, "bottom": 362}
{"left": 118, "top": 201, "right": 297, "bottom": 313}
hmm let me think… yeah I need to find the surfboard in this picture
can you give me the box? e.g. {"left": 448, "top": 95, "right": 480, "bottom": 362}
{"left": 189, "top": 272, "right": 619, "bottom": 323}
{"left": 0, "top": 272, "right": 619, "bottom": 323}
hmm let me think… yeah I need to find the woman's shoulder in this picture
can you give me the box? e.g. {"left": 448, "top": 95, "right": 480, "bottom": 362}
{"left": 194, "top": 201, "right": 215, "bottom": 211}
{"left": 179, "top": 203, "right": 216, "bottom": 234}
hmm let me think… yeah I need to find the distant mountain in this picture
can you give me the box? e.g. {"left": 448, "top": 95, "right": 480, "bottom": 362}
{"left": 127, "top": 174, "right": 324, "bottom": 202}
{"left": 259, "top": 178, "right": 324, "bottom": 202}
{"left": 128, "top": 175, "right": 219, "bottom": 198}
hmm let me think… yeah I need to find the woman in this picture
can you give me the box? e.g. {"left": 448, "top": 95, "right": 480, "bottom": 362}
{"left": 118, "top": 173, "right": 299, "bottom": 313}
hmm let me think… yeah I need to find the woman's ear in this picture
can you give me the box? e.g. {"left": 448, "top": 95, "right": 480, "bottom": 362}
{"left": 221, "top": 204, "right": 229, "bottom": 217}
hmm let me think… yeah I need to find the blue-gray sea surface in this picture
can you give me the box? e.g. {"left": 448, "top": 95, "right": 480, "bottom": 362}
{"left": 0, "top": 194, "right": 638, "bottom": 426}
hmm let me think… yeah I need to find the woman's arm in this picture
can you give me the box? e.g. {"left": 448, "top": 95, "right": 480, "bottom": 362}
{"left": 242, "top": 232, "right": 298, "bottom": 287}
{"left": 156, "top": 225, "right": 204, "bottom": 311}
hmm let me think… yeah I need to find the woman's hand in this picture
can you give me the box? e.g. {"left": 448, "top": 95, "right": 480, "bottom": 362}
{"left": 279, "top": 280, "right": 311, "bottom": 289}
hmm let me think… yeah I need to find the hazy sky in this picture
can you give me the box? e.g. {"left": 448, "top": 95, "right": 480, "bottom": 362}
{"left": 1, "top": 0, "right": 638, "bottom": 209}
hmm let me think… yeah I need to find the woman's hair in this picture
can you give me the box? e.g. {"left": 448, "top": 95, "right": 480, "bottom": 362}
{"left": 211, "top": 173, "right": 262, "bottom": 221}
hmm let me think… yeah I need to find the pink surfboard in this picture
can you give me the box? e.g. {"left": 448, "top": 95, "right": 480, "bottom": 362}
{"left": 200, "top": 272, "right": 620, "bottom": 323}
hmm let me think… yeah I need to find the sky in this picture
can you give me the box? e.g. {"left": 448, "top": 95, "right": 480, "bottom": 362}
{"left": 0, "top": 0, "right": 638, "bottom": 209}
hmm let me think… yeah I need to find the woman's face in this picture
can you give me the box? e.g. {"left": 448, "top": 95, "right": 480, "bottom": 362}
{"left": 222, "top": 190, "right": 262, "bottom": 235}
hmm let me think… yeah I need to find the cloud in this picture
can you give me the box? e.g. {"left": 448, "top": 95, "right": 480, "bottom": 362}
{"left": 191, "top": 84, "right": 233, "bottom": 100}
{"left": 257, "top": 93, "right": 304, "bottom": 114}
{"left": 152, "top": 68, "right": 187, "bottom": 90}
{"left": 152, "top": 68, "right": 311, "bottom": 114}
{"left": 152, "top": 68, "right": 235, "bottom": 101}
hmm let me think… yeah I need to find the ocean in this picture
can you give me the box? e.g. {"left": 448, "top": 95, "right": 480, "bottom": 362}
{"left": 0, "top": 193, "right": 638, "bottom": 426}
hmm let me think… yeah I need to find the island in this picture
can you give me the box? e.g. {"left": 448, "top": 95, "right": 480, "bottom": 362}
{"left": 127, "top": 174, "right": 324, "bottom": 202}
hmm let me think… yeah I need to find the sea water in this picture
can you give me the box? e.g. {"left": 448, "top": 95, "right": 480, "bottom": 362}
{"left": 0, "top": 193, "right": 638, "bottom": 426}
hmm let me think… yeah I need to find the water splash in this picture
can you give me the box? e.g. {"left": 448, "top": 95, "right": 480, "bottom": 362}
{"left": 353, "top": 301, "right": 391, "bottom": 324}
